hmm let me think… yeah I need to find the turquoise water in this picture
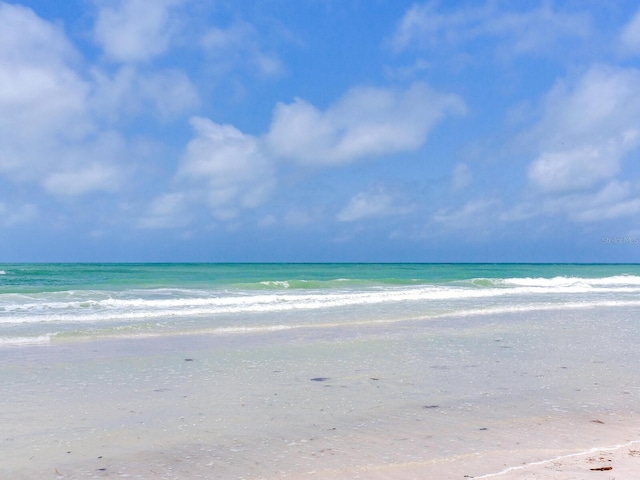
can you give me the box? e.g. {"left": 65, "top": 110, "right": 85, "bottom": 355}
{"left": 2, "top": 263, "right": 640, "bottom": 345}
{"left": 3, "top": 263, "right": 640, "bottom": 291}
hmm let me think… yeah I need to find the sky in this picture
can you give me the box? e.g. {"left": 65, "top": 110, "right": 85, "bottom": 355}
{"left": 1, "top": 0, "right": 640, "bottom": 262}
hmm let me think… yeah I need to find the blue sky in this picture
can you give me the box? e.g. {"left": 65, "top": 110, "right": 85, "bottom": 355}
{"left": 1, "top": 0, "right": 640, "bottom": 262}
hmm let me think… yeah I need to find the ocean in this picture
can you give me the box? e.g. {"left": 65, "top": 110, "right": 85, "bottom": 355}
{"left": 2, "top": 263, "right": 640, "bottom": 346}
{"left": 2, "top": 263, "right": 640, "bottom": 478}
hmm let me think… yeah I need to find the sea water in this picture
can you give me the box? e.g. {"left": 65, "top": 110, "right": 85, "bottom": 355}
{"left": 3, "top": 263, "right": 640, "bottom": 346}
{"left": 2, "top": 264, "right": 640, "bottom": 478}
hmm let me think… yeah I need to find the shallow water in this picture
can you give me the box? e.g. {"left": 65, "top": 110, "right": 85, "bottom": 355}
{"left": 2, "top": 301, "right": 639, "bottom": 479}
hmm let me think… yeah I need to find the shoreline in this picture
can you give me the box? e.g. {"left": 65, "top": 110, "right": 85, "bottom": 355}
{"left": 476, "top": 440, "right": 640, "bottom": 479}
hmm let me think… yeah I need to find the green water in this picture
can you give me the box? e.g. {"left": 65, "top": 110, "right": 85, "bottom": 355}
{"left": 2, "top": 263, "right": 639, "bottom": 293}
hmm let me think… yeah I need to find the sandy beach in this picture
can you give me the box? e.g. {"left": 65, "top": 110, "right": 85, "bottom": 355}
{"left": 289, "top": 444, "right": 640, "bottom": 479}
{"left": 474, "top": 443, "right": 640, "bottom": 480}
{"left": 3, "top": 310, "right": 640, "bottom": 479}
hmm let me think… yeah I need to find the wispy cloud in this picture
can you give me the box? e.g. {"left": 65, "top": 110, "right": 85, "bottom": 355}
{"left": 137, "top": 193, "right": 192, "bottom": 229}
{"left": 201, "top": 20, "right": 284, "bottom": 78}
{"left": 91, "top": 66, "right": 199, "bottom": 121}
{"left": 92, "top": 0, "right": 185, "bottom": 63}
{"left": 389, "top": 1, "right": 590, "bottom": 57}
{"left": 619, "top": 7, "right": 640, "bottom": 55}
{"left": 432, "top": 198, "right": 500, "bottom": 231}
{"left": 337, "top": 188, "right": 413, "bottom": 222}
{"left": 527, "top": 65, "right": 640, "bottom": 193}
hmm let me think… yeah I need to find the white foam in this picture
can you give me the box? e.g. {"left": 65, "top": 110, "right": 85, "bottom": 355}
{"left": 259, "top": 281, "right": 290, "bottom": 288}
{"left": 497, "top": 274, "right": 640, "bottom": 288}
{"left": 3, "top": 279, "right": 640, "bottom": 325}
{"left": 474, "top": 439, "right": 640, "bottom": 478}
{"left": 0, "top": 335, "right": 52, "bottom": 346}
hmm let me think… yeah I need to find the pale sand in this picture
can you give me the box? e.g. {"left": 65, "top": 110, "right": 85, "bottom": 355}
{"left": 474, "top": 443, "right": 640, "bottom": 480}
{"left": 273, "top": 442, "right": 640, "bottom": 479}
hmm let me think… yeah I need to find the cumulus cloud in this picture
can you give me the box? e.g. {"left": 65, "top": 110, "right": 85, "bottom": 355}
{"left": 0, "top": 2, "right": 131, "bottom": 197}
{"left": 139, "top": 116, "right": 278, "bottom": 228}
{"left": 266, "top": 82, "right": 465, "bottom": 166}
{"left": 337, "top": 188, "right": 413, "bottom": 222}
{"left": 0, "top": 2, "right": 92, "bottom": 170}
{"left": 619, "top": 7, "right": 640, "bottom": 55}
{"left": 527, "top": 65, "right": 640, "bottom": 193}
{"left": 390, "top": 1, "right": 590, "bottom": 56}
{"left": 176, "top": 117, "right": 276, "bottom": 220}
{"left": 93, "top": 0, "right": 184, "bottom": 63}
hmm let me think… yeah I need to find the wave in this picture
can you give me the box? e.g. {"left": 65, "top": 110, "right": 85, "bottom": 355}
{"left": 239, "top": 277, "right": 417, "bottom": 290}
{"left": 241, "top": 274, "right": 640, "bottom": 291}
{"left": 471, "top": 274, "right": 640, "bottom": 288}
{"left": 0, "top": 335, "right": 52, "bottom": 346}
{"left": 3, "top": 277, "right": 640, "bottom": 325}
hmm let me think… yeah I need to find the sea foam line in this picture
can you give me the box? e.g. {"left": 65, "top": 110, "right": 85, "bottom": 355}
{"left": 5, "top": 281, "right": 640, "bottom": 311}
{"left": 473, "top": 439, "right": 640, "bottom": 478}
{"left": 3, "top": 290, "right": 640, "bottom": 325}
{"left": 0, "top": 335, "right": 52, "bottom": 346}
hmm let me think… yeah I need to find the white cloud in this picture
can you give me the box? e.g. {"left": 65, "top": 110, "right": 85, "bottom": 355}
{"left": 527, "top": 65, "right": 640, "bottom": 193}
{"left": 266, "top": 82, "right": 465, "bottom": 166}
{"left": 91, "top": 66, "right": 199, "bottom": 121}
{"left": 432, "top": 199, "right": 499, "bottom": 230}
{"left": 390, "top": 1, "right": 590, "bottom": 57}
{"left": 43, "top": 162, "right": 122, "bottom": 196}
{"left": 619, "top": 7, "right": 640, "bottom": 55}
{"left": 201, "top": 20, "right": 284, "bottom": 77}
{"left": 0, "top": 3, "right": 204, "bottom": 201}
{"left": 93, "top": 0, "right": 184, "bottom": 63}
{"left": 520, "top": 181, "right": 640, "bottom": 224}
{"left": 0, "top": 3, "right": 92, "bottom": 173}
{"left": 528, "top": 139, "right": 635, "bottom": 193}
{"left": 0, "top": 2, "right": 130, "bottom": 198}
{"left": 137, "top": 193, "right": 192, "bottom": 229}
{"left": 176, "top": 117, "right": 276, "bottom": 220}
{"left": 337, "top": 189, "right": 412, "bottom": 222}
{"left": 572, "top": 181, "right": 640, "bottom": 222}
{"left": 501, "top": 179, "right": 640, "bottom": 227}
